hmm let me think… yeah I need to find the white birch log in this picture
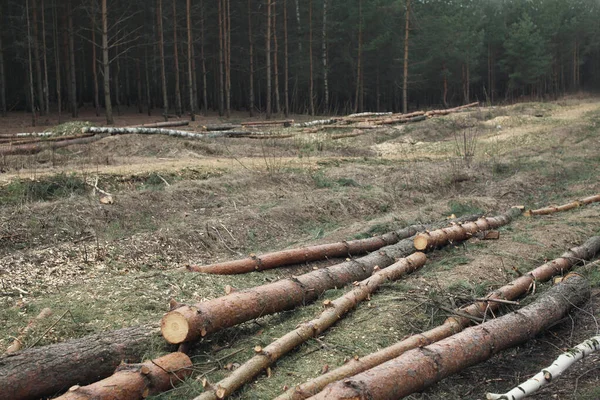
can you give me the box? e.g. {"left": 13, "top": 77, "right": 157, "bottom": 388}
{"left": 292, "top": 118, "right": 340, "bottom": 127}
{"left": 486, "top": 335, "right": 600, "bottom": 400}
{"left": 82, "top": 126, "right": 261, "bottom": 139}
{"left": 345, "top": 111, "right": 392, "bottom": 118}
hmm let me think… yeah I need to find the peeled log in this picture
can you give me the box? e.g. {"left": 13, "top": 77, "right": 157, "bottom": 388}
{"left": 525, "top": 194, "right": 600, "bottom": 216}
{"left": 276, "top": 236, "right": 600, "bottom": 400}
{"left": 194, "top": 253, "right": 427, "bottom": 400}
{"left": 0, "top": 324, "right": 161, "bottom": 400}
{"left": 311, "top": 273, "right": 590, "bottom": 400}
{"left": 187, "top": 222, "right": 436, "bottom": 274}
{"left": 54, "top": 352, "right": 192, "bottom": 400}
{"left": 162, "top": 216, "right": 481, "bottom": 344}
{"left": 413, "top": 208, "right": 522, "bottom": 251}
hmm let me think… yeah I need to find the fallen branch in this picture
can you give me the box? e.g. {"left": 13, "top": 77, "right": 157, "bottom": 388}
{"left": 413, "top": 207, "right": 522, "bottom": 251}
{"left": 54, "top": 352, "right": 192, "bottom": 400}
{"left": 193, "top": 253, "right": 427, "bottom": 400}
{"left": 0, "top": 324, "right": 162, "bottom": 400}
{"left": 187, "top": 221, "right": 438, "bottom": 274}
{"left": 162, "top": 216, "right": 482, "bottom": 344}
{"left": 525, "top": 194, "right": 600, "bottom": 216}
{"left": 311, "top": 273, "right": 590, "bottom": 400}
{"left": 277, "top": 236, "right": 600, "bottom": 400}
{"left": 4, "top": 308, "right": 53, "bottom": 354}
{"left": 486, "top": 334, "right": 600, "bottom": 400}
{"left": 128, "top": 120, "right": 190, "bottom": 128}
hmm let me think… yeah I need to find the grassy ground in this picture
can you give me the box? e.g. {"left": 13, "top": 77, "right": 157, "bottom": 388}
{"left": 1, "top": 97, "right": 600, "bottom": 399}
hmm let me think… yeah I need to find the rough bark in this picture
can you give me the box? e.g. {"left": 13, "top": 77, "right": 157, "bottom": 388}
{"left": 241, "top": 119, "right": 294, "bottom": 126}
{"left": 312, "top": 274, "right": 591, "bottom": 400}
{"left": 283, "top": 0, "right": 289, "bottom": 117}
{"left": 195, "top": 253, "right": 428, "bottom": 400}
{"left": 413, "top": 207, "right": 522, "bottom": 251}
{"left": 129, "top": 120, "right": 190, "bottom": 128}
{"left": 161, "top": 216, "right": 480, "bottom": 344}
{"left": 487, "top": 334, "right": 600, "bottom": 400}
{"left": 187, "top": 222, "right": 436, "bottom": 275}
{"left": 186, "top": 0, "right": 195, "bottom": 120}
{"left": 266, "top": 0, "right": 272, "bottom": 119}
{"left": 321, "top": 0, "right": 328, "bottom": 112}
{"left": 31, "top": 0, "right": 45, "bottom": 115}
{"left": 67, "top": 0, "right": 77, "bottom": 117}
{"left": 402, "top": 0, "right": 410, "bottom": 114}
{"left": 41, "top": 0, "right": 50, "bottom": 115}
{"left": 26, "top": 0, "right": 37, "bottom": 126}
{"left": 54, "top": 352, "right": 192, "bottom": 400}
{"left": 173, "top": 0, "right": 182, "bottom": 117}
{"left": 308, "top": 0, "right": 314, "bottom": 116}
{"left": 218, "top": 0, "right": 224, "bottom": 116}
{"left": 102, "top": 0, "right": 113, "bottom": 125}
{"left": 157, "top": 0, "right": 168, "bottom": 119}
{"left": 525, "top": 194, "right": 600, "bottom": 216}
{"left": 247, "top": 0, "right": 254, "bottom": 116}
{"left": 0, "top": 5, "right": 5, "bottom": 117}
{"left": 52, "top": 0, "right": 61, "bottom": 122}
{"left": 0, "top": 135, "right": 105, "bottom": 156}
{"left": 278, "top": 236, "right": 600, "bottom": 400}
{"left": 0, "top": 325, "right": 161, "bottom": 400}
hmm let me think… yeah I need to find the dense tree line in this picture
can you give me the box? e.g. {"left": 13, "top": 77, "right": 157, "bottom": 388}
{"left": 0, "top": 0, "right": 599, "bottom": 124}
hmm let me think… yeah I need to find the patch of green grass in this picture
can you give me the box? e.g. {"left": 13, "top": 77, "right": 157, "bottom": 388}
{"left": 0, "top": 174, "right": 87, "bottom": 205}
{"left": 447, "top": 200, "right": 484, "bottom": 217}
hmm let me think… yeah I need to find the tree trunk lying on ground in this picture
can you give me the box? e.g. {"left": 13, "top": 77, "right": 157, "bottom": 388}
{"left": 128, "top": 120, "right": 190, "bottom": 128}
{"left": 4, "top": 308, "right": 52, "bottom": 354}
{"left": 54, "top": 352, "right": 192, "bottom": 400}
{"left": 486, "top": 334, "right": 600, "bottom": 400}
{"left": 424, "top": 101, "right": 479, "bottom": 116}
{"left": 83, "top": 126, "right": 266, "bottom": 139}
{"left": 162, "top": 216, "right": 482, "bottom": 345}
{"left": 0, "top": 135, "right": 106, "bottom": 156}
{"left": 241, "top": 119, "right": 294, "bottom": 127}
{"left": 0, "top": 324, "right": 162, "bottom": 400}
{"left": 277, "top": 236, "right": 600, "bottom": 400}
{"left": 0, "top": 133, "right": 95, "bottom": 146}
{"left": 345, "top": 112, "right": 392, "bottom": 118}
{"left": 202, "top": 124, "right": 242, "bottom": 131}
{"left": 187, "top": 222, "right": 438, "bottom": 274}
{"left": 525, "top": 194, "right": 600, "bottom": 216}
{"left": 413, "top": 207, "right": 522, "bottom": 251}
{"left": 311, "top": 273, "right": 590, "bottom": 400}
{"left": 193, "top": 253, "right": 428, "bottom": 400}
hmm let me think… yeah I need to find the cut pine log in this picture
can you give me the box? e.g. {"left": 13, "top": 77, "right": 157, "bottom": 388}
{"left": 0, "top": 324, "right": 161, "bottom": 400}
{"left": 241, "top": 119, "right": 294, "bottom": 127}
{"left": 413, "top": 207, "right": 522, "bottom": 251}
{"left": 202, "top": 124, "right": 242, "bottom": 131}
{"left": 53, "top": 352, "right": 192, "bottom": 400}
{"left": 311, "top": 273, "right": 590, "bottom": 400}
{"left": 0, "top": 133, "right": 95, "bottom": 146}
{"left": 187, "top": 222, "right": 436, "bottom": 275}
{"left": 128, "top": 120, "right": 190, "bottom": 128}
{"left": 4, "top": 308, "right": 52, "bottom": 354}
{"left": 0, "top": 135, "right": 106, "bottom": 156}
{"left": 424, "top": 101, "right": 479, "bottom": 117}
{"left": 83, "top": 127, "right": 263, "bottom": 139}
{"left": 277, "top": 236, "right": 600, "bottom": 400}
{"left": 525, "top": 194, "right": 600, "bottom": 216}
{"left": 193, "top": 253, "right": 427, "bottom": 400}
{"left": 162, "top": 216, "right": 482, "bottom": 344}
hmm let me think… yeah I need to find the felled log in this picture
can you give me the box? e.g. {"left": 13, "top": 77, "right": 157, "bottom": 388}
{"left": 202, "top": 124, "right": 242, "bottom": 131}
{"left": 0, "top": 135, "right": 106, "bottom": 156}
{"left": 187, "top": 221, "right": 437, "bottom": 274}
{"left": 241, "top": 119, "right": 294, "bottom": 127}
{"left": 277, "top": 236, "right": 600, "bottom": 400}
{"left": 293, "top": 118, "right": 341, "bottom": 128}
{"left": 54, "top": 352, "right": 192, "bottom": 400}
{"left": 193, "top": 253, "right": 427, "bottom": 400}
{"left": 345, "top": 112, "right": 392, "bottom": 119}
{"left": 83, "top": 126, "right": 263, "bottom": 139}
{"left": 330, "top": 131, "right": 365, "bottom": 140}
{"left": 4, "top": 308, "right": 53, "bottom": 354}
{"left": 525, "top": 194, "right": 600, "bottom": 216}
{"left": 0, "top": 133, "right": 96, "bottom": 146}
{"left": 413, "top": 207, "right": 522, "bottom": 251}
{"left": 162, "top": 216, "right": 482, "bottom": 344}
{"left": 0, "top": 324, "right": 161, "bottom": 400}
{"left": 487, "top": 334, "right": 600, "bottom": 400}
{"left": 311, "top": 273, "right": 590, "bottom": 400}
{"left": 128, "top": 120, "right": 190, "bottom": 128}
{"left": 424, "top": 101, "right": 479, "bottom": 117}
{"left": 246, "top": 134, "right": 295, "bottom": 139}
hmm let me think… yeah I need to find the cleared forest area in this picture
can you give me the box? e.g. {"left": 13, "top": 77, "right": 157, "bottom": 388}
{"left": 1, "top": 97, "right": 600, "bottom": 399}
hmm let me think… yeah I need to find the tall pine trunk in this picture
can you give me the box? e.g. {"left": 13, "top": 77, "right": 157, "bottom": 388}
{"left": 136, "top": 53, "right": 143, "bottom": 113}
{"left": 226, "top": 0, "right": 231, "bottom": 117}
{"left": 273, "top": 2, "right": 280, "bottom": 114}
{"left": 52, "top": 0, "right": 61, "bottom": 122}
{"left": 157, "top": 0, "right": 168, "bottom": 119}
{"left": 283, "top": 0, "right": 289, "bottom": 117}
{"left": 308, "top": 0, "right": 314, "bottom": 115}
{"left": 68, "top": 0, "right": 77, "bottom": 117}
{"left": 186, "top": 0, "right": 195, "bottom": 120}
{"left": 0, "top": 3, "right": 6, "bottom": 118}
{"left": 402, "top": 0, "right": 410, "bottom": 113}
{"left": 248, "top": 0, "right": 254, "bottom": 116}
{"left": 322, "top": 0, "right": 328, "bottom": 113}
{"left": 41, "top": 0, "right": 49, "bottom": 115}
{"left": 32, "top": 0, "right": 45, "bottom": 115}
{"left": 102, "top": 0, "right": 113, "bottom": 124}
{"left": 200, "top": 0, "right": 207, "bottom": 115}
{"left": 91, "top": 2, "right": 100, "bottom": 116}
{"left": 294, "top": 0, "right": 302, "bottom": 52}
{"left": 173, "top": 0, "right": 182, "bottom": 116}
{"left": 26, "top": 0, "right": 37, "bottom": 125}
{"left": 266, "top": 0, "right": 272, "bottom": 119}
{"left": 354, "top": 0, "right": 362, "bottom": 114}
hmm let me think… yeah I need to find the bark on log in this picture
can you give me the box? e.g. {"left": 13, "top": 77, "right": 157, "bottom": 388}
{"left": 241, "top": 119, "right": 294, "bottom": 127}
{"left": 4, "top": 308, "right": 52, "bottom": 354}
{"left": 424, "top": 102, "right": 479, "bottom": 117}
{"left": 413, "top": 207, "right": 522, "bottom": 251}
{"left": 162, "top": 216, "right": 481, "bottom": 344}
{"left": 202, "top": 124, "right": 242, "bottom": 131}
{"left": 0, "top": 135, "right": 106, "bottom": 156}
{"left": 0, "top": 324, "right": 162, "bottom": 400}
{"left": 187, "top": 222, "right": 437, "bottom": 275}
{"left": 83, "top": 127, "right": 263, "bottom": 139}
{"left": 193, "top": 253, "right": 427, "bottom": 400}
{"left": 128, "top": 120, "right": 190, "bottom": 128}
{"left": 0, "top": 133, "right": 95, "bottom": 146}
{"left": 486, "top": 334, "right": 600, "bottom": 400}
{"left": 525, "top": 194, "right": 600, "bottom": 216}
{"left": 277, "top": 236, "right": 600, "bottom": 400}
{"left": 330, "top": 131, "right": 365, "bottom": 140}
{"left": 53, "top": 352, "right": 192, "bottom": 400}
{"left": 345, "top": 112, "right": 392, "bottom": 119}
{"left": 293, "top": 118, "right": 340, "bottom": 128}
{"left": 311, "top": 273, "right": 590, "bottom": 400}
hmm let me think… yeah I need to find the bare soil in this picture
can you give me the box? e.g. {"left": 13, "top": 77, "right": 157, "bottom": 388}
{"left": 1, "top": 98, "right": 600, "bottom": 399}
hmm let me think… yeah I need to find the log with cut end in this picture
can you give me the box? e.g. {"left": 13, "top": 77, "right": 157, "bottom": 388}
{"left": 277, "top": 236, "right": 600, "bottom": 400}
{"left": 193, "top": 253, "right": 427, "bottom": 400}
{"left": 162, "top": 216, "right": 481, "bottom": 344}
{"left": 486, "top": 334, "right": 600, "bottom": 400}
{"left": 0, "top": 324, "right": 161, "bottom": 400}
{"left": 525, "top": 194, "right": 600, "bottom": 216}
{"left": 413, "top": 207, "right": 522, "bottom": 251}
{"left": 4, "top": 308, "right": 52, "bottom": 354}
{"left": 128, "top": 120, "right": 190, "bottom": 128}
{"left": 311, "top": 273, "right": 590, "bottom": 400}
{"left": 53, "top": 352, "right": 192, "bottom": 400}
{"left": 187, "top": 222, "right": 434, "bottom": 274}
